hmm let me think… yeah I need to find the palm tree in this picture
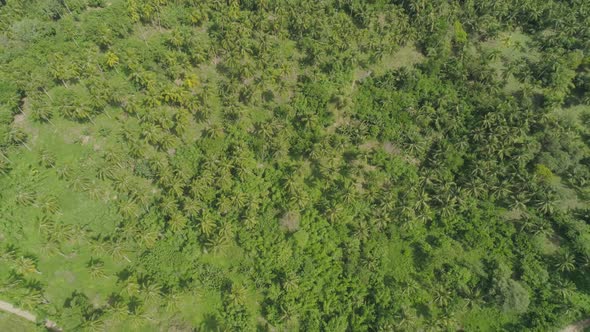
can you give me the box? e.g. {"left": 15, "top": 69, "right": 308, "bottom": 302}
{"left": 87, "top": 182, "right": 107, "bottom": 201}
{"left": 203, "top": 122, "right": 224, "bottom": 139}
{"left": 160, "top": 133, "right": 178, "bottom": 151}
{"left": 142, "top": 123, "right": 163, "bottom": 145}
{"left": 13, "top": 256, "right": 39, "bottom": 276}
{"left": 174, "top": 109, "right": 190, "bottom": 135}
{"left": 56, "top": 164, "right": 72, "bottom": 180}
{"left": 555, "top": 279, "right": 575, "bottom": 300}
{"left": 83, "top": 318, "right": 105, "bottom": 332}
{"left": 414, "top": 190, "right": 431, "bottom": 213}
{"left": 532, "top": 218, "right": 553, "bottom": 237}
{"left": 36, "top": 214, "right": 55, "bottom": 235}
{"left": 30, "top": 105, "right": 54, "bottom": 123}
{"left": 181, "top": 197, "right": 202, "bottom": 219}
{"left": 199, "top": 211, "right": 216, "bottom": 237}
{"left": 394, "top": 308, "right": 418, "bottom": 331}
{"left": 325, "top": 203, "right": 343, "bottom": 224}
{"left": 163, "top": 293, "right": 182, "bottom": 314}
{"left": 87, "top": 257, "right": 106, "bottom": 279}
{"left": 149, "top": 153, "right": 169, "bottom": 174}
{"left": 353, "top": 221, "right": 370, "bottom": 242}
{"left": 509, "top": 192, "right": 529, "bottom": 211}
{"left": 141, "top": 282, "right": 161, "bottom": 304}
{"left": 122, "top": 278, "right": 140, "bottom": 297}
{"left": 0, "top": 155, "right": 10, "bottom": 175}
{"left": 38, "top": 148, "right": 56, "bottom": 168}
{"left": 218, "top": 221, "right": 234, "bottom": 242}
{"left": 433, "top": 286, "right": 451, "bottom": 308}
{"left": 15, "top": 189, "right": 36, "bottom": 206}
{"left": 228, "top": 283, "right": 247, "bottom": 306}
{"left": 119, "top": 199, "right": 141, "bottom": 220}
{"left": 217, "top": 195, "right": 234, "bottom": 215}
{"left": 535, "top": 194, "right": 556, "bottom": 215}
{"left": 138, "top": 229, "right": 159, "bottom": 249}
{"left": 290, "top": 189, "right": 310, "bottom": 208}
{"left": 0, "top": 244, "right": 18, "bottom": 263}
{"left": 107, "top": 299, "right": 129, "bottom": 321}
{"left": 95, "top": 163, "right": 114, "bottom": 181}
{"left": 168, "top": 213, "right": 188, "bottom": 233}
{"left": 435, "top": 311, "right": 458, "bottom": 331}
{"left": 50, "top": 222, "right": 76, "bottom": 244}
{"left": 70, "top": 174, "right": 90, "bottom": 192}
{"left": 129, "top": 310, "right": 153, "bottom": 330}
{"left": 461, "top": 286, "right": 483, "bottom": 309}
{"left": 18, "top": 289, "right": 43, "bottom": 311}
{"left": 90, "top": 238, "right": 110, "bottom": 257}
{"left": 109, "top": 241, "right": 131, "bottom": 263}
{"left": 160, "top": 196, "right": 178, "bottom": 217}
{"left": 7, "top": 127, "right": 30, "bottom": 150}
{"left": 37, "top": 194, "right": 60, "bottom": 215}
{"left": 555, "top": 251, "right": 576, "bottom": 273}
{"left": 206, "top": 234, "right": 227, "bottom": 253}
{"left": 106, "top": 51, "right": 119, "bottom": 68}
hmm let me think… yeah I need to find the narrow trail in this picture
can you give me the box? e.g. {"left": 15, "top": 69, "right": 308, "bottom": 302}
{"left": 559, "top": 318, "right": 590, "bottom": 332}
{"left": 0, "top": 300, "right": 61, "bottom": 331}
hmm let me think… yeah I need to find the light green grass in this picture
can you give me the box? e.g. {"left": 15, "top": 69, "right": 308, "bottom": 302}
{"left": 479, "top": 30, "right": 539, "bottom": 93}
{"left": 355, "top": 44, "right": 425, "bottom": 81}
{"left": 0, "top": 312, "right": 38, "bottom": 332}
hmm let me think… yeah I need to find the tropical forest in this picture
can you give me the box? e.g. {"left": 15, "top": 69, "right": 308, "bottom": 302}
{"left": 1, "top": 0, "right": 590, "bottom": 331}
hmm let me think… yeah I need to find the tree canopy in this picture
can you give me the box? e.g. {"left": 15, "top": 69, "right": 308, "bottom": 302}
{"left": 1, "top": 0, "right": 590, "bottom": 330}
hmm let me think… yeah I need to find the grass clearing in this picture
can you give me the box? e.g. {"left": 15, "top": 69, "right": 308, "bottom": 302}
{"left": 0, "top": 311, "right": 37, "bottom": 332}
{"left": 479, "top": 30, "right": 539, "bottom": 93}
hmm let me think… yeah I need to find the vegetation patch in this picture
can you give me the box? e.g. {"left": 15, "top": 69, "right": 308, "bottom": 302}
{"left": 0, "top": 0, "right": 589, "bottom": 331}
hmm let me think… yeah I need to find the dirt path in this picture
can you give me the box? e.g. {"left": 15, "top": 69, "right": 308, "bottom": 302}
{"left": 0, "top": 300, "right": 61, "bottom": 331}
{"left": 560, "top": 318, "right": 590, "bottom": 332}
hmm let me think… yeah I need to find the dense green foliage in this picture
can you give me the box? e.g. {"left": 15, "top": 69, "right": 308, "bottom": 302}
{"left": 1, "top": 0, "right": 590, "bottom": 330}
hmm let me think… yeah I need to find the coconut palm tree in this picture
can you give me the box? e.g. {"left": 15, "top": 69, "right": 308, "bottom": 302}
{"left": 218, "top": 221, "right": 234, "bottom": 242}
{"left": 70, "top": 173, "right": 90, "bottom": 192}
{"left": 87, "top": 257, "right": 106, "bottom": 279}
{"left": 13, "top": 256, "right": 39, "bottom": 276}
{"left": 18, "top": 288, "right": 43, "bottom": 311}
{"left": 7, "top": 127, "right": 30, "bottom": 150}
{"left": 461, "top": 286, "right": 483, "bottom": 309}
{"left": 168, "top": 213, "right": 188, "bottom": 233}
{"left": 38, "top": 148, "right": 56, "bottom": 168}
{"left": 110, "top": 241, "right": 131, "bottom": 263}
{"left": 433, "top": 286, "right": 452, "bottom": 308}
{"left": 15, "top": 189, "right": 36, "bottom": 206}
{"left": 203, "top": 122, "right": 224, "bottom": 139}
{"left": 0, "top": 155, "right": 11, "bottom": 174}
{"left": 199, "top": 211, "right": 217, "bottom": 237}
{"left": 37, "top": 194, "right": 60, "bottom": 215}
{"left": 138, "top": 229, "right": 159, "bottom": 249}
{"left": 174, "top": 109, "right": 190, "bottom": 136}
{"left": 206, "top": 234, "right": 228, "bottom": 254}
{"left": 159, "top": 195, "right": 178, "bottom": 217}
{"left": 509, "top": 192, "right": 529, "bottom": 211}
{"left": 142, "top": 281, "right": 162, "bottom": 304}
{"left": 56, "top": 164, "right": 72, "bottom": 180}
{"left": 535, "top": 194, "right": 556, "bottom": 215}
{"left": 555, "top": 279, "right": 575, "bottom": 300}
{"left": 119, "top": 199, "right": 141, "bottom": 220}
{"left": 160, "top": 133, "right": 178, "bottom": 151}
{"left": 555, "top": 251, "right": 576, "bottom": 273}
{"left": 30, "top": 105, "right": 54, "bottom": 124}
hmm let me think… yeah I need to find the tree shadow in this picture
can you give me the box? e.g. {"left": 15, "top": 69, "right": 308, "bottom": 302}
{"left": 200, "top": 313, "right": 220, "bottom": 331}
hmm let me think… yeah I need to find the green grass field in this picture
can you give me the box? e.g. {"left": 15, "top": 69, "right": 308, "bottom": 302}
{"left": 0, "top": 312, "right": 37, "bottom": 332}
